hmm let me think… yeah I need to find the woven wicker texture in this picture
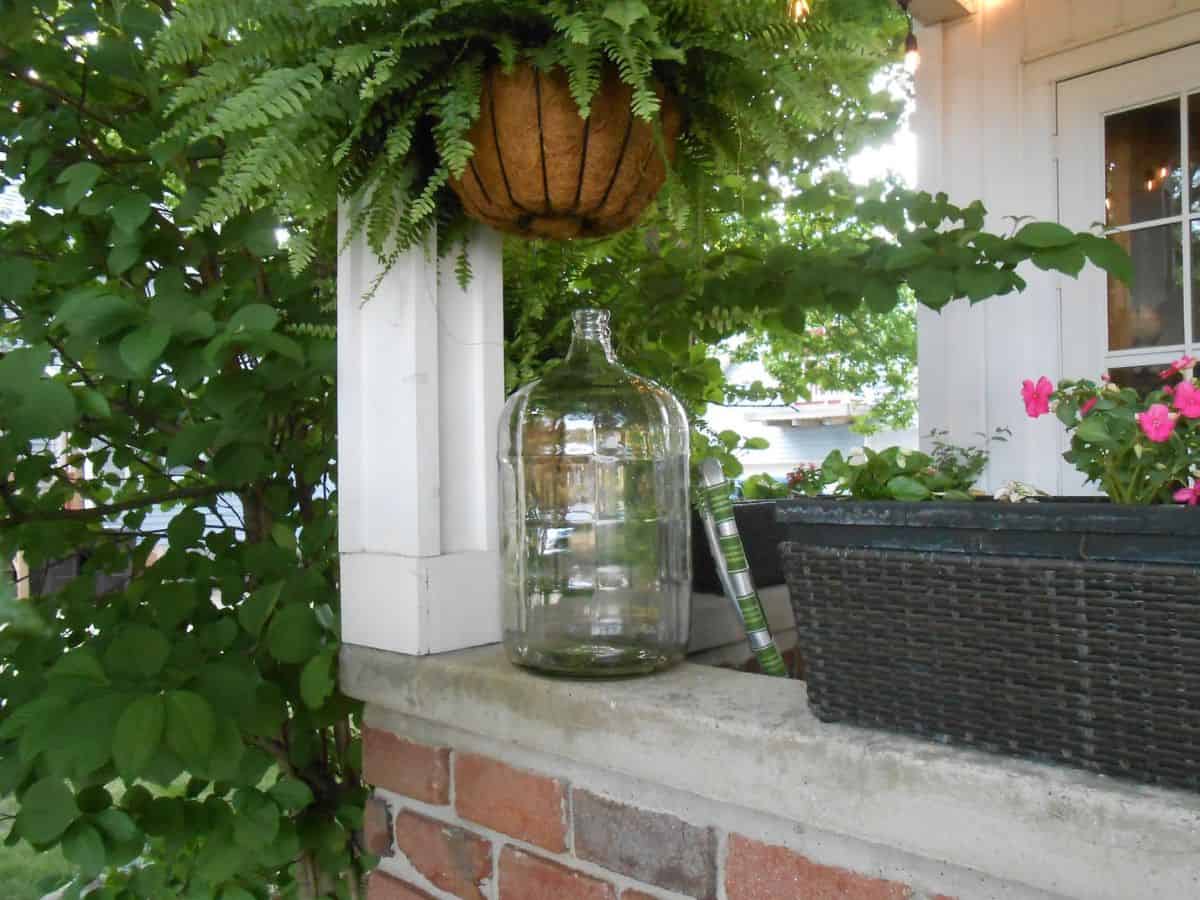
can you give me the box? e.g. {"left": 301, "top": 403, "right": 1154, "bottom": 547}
{"left": 782, "top": 543, "right": 1200, "bottom": 792}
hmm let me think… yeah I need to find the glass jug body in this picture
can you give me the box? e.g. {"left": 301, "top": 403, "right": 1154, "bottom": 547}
{"left": 498, "top": 309, "right": 691, "bottom": 676}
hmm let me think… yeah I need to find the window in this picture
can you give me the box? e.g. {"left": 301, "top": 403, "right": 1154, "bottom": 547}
{"left": 1103, "top": 92, "right": 1200, "bottom": 385}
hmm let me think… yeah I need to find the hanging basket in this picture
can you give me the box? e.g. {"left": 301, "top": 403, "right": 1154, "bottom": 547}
{"left": 450, "top": 62, "right": 681, "bottom": 241}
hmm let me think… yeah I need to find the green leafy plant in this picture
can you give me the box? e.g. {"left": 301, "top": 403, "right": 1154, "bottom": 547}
{"left": 1024, "top": 360, "right": 1200, "bottom": 504}
{"left": 819, "top": 429, "right": 1005, "bottom": 502}
{"left": 737, "top": 473, "right": 791, "bottom": 500}
{"left": 154, "top": 0, "right": 908, "bottom": 274}
{"left": 0, "top": 3, "right": 363, "bottom": 898}
{"left": 785, "top": 463, "right": 825, "bottom": 497}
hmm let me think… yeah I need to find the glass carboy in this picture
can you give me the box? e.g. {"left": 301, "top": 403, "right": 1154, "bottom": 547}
{"left": 499, "top": 308, "right": 691, "bottom": 676}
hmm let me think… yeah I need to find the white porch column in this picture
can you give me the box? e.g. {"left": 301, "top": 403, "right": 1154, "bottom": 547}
{"left": 337, "top": 221, "right": 505, "bottom": 655}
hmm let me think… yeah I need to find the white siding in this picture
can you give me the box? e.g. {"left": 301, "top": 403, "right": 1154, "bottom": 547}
{"left": 915, "top": 0, "right": 1200, "bottom": 493}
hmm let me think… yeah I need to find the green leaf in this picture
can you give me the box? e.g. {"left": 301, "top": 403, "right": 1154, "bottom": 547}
{"left": 78, "top": 389, "right": 113, "bottom": 419}
{"left": 3, "top": 378, "right": 79, "bottom": 441}
{"left": 105, "top": 624, "right": 171, "bottom": 679}
{"left": 239, "top": 582, "right": 282, "bottom": 636}
{"left": 168, "top": 508, "right": 207, "bottom": 549}
{"left": 270, "top": 522, "right": 297, "bottom": 551}
{"left": 603, "top": 0, "right": 650, "bottom": 30}
{"left": 742, "top": 437, "right": 770, "bottom": 451}
{"left": 111, "top": 193, "right": 153, "bottom": 233}
{"left": 60, "top": 696, "right": 127, "bottom": 777}
{"left": 0, "top": 569, "right": 47, "bottom": 636}
{"left": 300, "top": 651, "right": 335, "bottom": 710}
{"left": 886, "top": 475, "right": 932, "bottom": 502}
{"left": 862, "top": 278, "right": 898, "bottom": 313}
{"left": 92, "top": 808, "right": 141, "bottom": 845}
{"left": 268, "top": 776, "right": 314, "bottom": 811}
{"left": 956, "top": 266, "right": 1011, "bottom": 303}
{"left": 15, "top": 777, "right": 79, "bottom": 844}
{"left": 222, "top": 887, "right": 257, "bottom": 900}
{"left": 1080, "top": 234, "right": 1133, "bottom": 285}
{"left": 57, "top": 162, "right": 103, "bottom": 208}
{"left": 62, "top": 822, "right": 107, "bottom": 878}
{"left": 47, "top": 648, "right": 108, "bottom": 684}
{"left": 108, "top": 241, "right": 143, "bottom": 276}
{"left": 266, "top": 604, "right": 321, "bottom": 664}
{"left": 166, "top": 422, "right": 221, "bottom": 467}
{"left": 905, "top": 267, "right": 957, "bottom": 309}
{"left": 233, "top": 789, "right": 280, "bottom": 849}
{"left": 227, "top": 304, "right": 279, "bottom": 334}
{"left": 113, "top": 694, "right": 165, "bottom": 781}
{"left": 1075, "top": 415, "right": 1116, "bottom": 447}
{"left": 1032, "top": 244, "right": 1086, "bottom": 277}
{"left": 118, "top": 322, "right": 171, "bottom": 374}
{"left": 165, "top": 690, "right": 216, "bottom": 764}
{"left": 205, "top": 717, "right": 246, "bottom": 782}
{"left": 0, "top": 257, "right": 37, "bottom": 299}
{"left": 1013, "top": 221, "right": 1076, "bottom": 249}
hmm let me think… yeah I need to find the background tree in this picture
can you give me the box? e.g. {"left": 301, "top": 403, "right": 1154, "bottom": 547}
{"left": 0, "top": 3, "right": 360, "bottom": 898}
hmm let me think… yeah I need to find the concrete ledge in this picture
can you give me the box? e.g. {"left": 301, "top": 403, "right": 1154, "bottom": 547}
{"left": 342, "top": 644, "right": 1200, "bottom": 900}
{"left": 911, "top": 0, "right": 976, "bottom": 26}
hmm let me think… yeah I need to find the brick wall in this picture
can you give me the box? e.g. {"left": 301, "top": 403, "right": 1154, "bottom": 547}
{"left": 361, "top": 726, "right": 955, "bottom": 900}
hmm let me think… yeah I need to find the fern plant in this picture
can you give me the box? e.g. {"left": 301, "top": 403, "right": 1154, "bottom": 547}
{"left": 156, "top": 0, "right": 906, "bottom": 273}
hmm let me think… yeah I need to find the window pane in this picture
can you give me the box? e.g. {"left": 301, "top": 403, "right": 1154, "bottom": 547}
{"left": 1107, "top": 224, "right": 1185, "bottom": 350}
{"left": 1108, "top": 364, "right": 1169, "bottom": 395}
{"left": 1106, "top": 99, "right": 1181, "bottom": 227}
{"left": 1193, "top": 219, "right": 1200, "bottom": 340}
{"left": 1191, "top": 93, "right": 1200, "bottom": 212}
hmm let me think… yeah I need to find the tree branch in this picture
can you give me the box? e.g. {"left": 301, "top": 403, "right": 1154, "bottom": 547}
{"left": 1, "top": 484, "right": 235, "bottom": 527}
{"left": 0, "top": 62, "right": 122, "bottom": 132}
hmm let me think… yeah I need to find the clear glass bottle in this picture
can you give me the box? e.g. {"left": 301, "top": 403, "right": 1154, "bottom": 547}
{"left": 499, "top": 308, "right": 691, "bottom": 676}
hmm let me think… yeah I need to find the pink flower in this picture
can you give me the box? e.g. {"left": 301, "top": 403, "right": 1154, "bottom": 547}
{"left": 1080, "top": 396, "right": 1098, "bottom": 416}
{"left": 1173, "top": 482, "right": 1200, "bottom": 506}
{"left": 1021, "top": 377, "right": 1054, "bottom": 418}
{"left": 1163, "top": 384, "right": 1176, "bottom": 396}
{"left": 1173, "top": 381, "right": 1200, "bottom": 418}
{"left": 1161, "top": 355, "right": 1197, "bottom": 379}
{"left": 1100, "top": 372, "right": 1112, "bottom": 382}
{"left": 1136, "top": 403, "right": 1178, "bottom": 442}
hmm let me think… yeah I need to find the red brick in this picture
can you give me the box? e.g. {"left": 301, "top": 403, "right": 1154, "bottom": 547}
{"left": 455, "top": 753, "right": 567, "bottom": 852}
{"left": 363, "top": 728, "right": 451, "bottom": 805}
{"left": 573, "top": 788, "right": 716, "bottom": 899}
{"left": 393, "top": 810, "right": 492, "bottom": 900}
{"left": 726, "top": 835, "right": 912, "bottom": 900}
{"left": 367, "top": 872, "right": 436, "bottom": 900}
{"left": 364, "top": 794, "right": 394, "bottom": 856}
{"left": 621, "top": 890, "right": 664, "bottom": 900}
{"left": 499, "top": 847, "right": 615, "bottom": 900}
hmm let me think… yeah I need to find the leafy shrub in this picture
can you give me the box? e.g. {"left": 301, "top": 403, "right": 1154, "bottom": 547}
{"left": 1024, "top": 359, "right": 1200, "bottom": 504}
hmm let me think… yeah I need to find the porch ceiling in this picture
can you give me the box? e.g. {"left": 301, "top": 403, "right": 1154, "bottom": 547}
{"left": 910, "top": 0, "right": 977, "bottom": 25}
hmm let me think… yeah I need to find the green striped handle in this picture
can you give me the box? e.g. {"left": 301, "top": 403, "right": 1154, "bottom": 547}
{"left": 697, "top": 459, "right": 788, "bottom": 677}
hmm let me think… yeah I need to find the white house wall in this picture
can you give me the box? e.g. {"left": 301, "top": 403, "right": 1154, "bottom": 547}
{"left": 915, "top": 0, "right": 1200, "bottom": 494}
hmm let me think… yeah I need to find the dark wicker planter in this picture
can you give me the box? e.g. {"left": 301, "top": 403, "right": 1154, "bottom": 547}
{"left": 778, "top": 499, "right": 1200, "bottom": 791}
{"left": 692, "top": 500, "right": 786, "bottom": 594}
{"left": 449, "top": 63, "right": 681, "bottom": 241}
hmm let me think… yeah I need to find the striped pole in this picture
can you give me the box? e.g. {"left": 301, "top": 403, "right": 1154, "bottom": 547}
{"left": 696, "top": 458, "right": 788, "bottom": 677}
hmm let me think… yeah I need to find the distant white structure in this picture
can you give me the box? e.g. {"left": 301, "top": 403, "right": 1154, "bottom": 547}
{"left": 706, "top": 355, "right": 918, "bottom": 482}
{"left": 0, "top": 184, "right": 26, "bottom": 223}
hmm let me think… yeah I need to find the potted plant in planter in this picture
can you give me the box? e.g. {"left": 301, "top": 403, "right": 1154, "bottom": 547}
{"left": 154, "top": 0, "right": 905, "bottom": 266}
{"left": 778, "top": 365, "right": 1200, "bottom": 791}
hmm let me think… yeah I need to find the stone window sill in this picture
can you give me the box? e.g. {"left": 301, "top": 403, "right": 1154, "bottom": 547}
{"left": 342, "top": 642, "right": 1200, "bottom": 900}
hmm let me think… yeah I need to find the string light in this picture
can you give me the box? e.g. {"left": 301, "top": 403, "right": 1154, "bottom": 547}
{"left": 790, "top": 0, "right": 811, "bottom": 21}
{"left": 897, "top": 0, "right": 920, "bottom": 73}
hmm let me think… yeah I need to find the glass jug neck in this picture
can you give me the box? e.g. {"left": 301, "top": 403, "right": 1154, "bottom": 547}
{"left": 565, "top": 308, "right": 617, "bottom": 363}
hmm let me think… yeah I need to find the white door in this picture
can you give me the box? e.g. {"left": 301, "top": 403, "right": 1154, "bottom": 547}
{"left": 1059, "top": 44, "right": 1200, "bottom": 394}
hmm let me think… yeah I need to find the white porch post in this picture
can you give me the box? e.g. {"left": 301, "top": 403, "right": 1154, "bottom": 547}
{"left": 337, "top": 221, "right": 505, "bottom": 655}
